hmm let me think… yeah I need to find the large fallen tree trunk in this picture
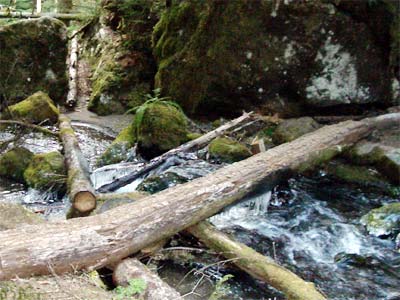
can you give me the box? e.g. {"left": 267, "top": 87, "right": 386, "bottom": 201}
{"left": 0, "top": 113, "right": 398, "bottom": 280}
{"left": 58, "top": 115, "right": 96, "bottom": 216}
{"left": 187, "top": 222, "right": 326, "bottom": 300}
{"left": 112, "top": 258, "right": 182, "bottom": 300}
{"left": 98, "top": 111, "right": 255, "bottom": 192}
{"left": 66, "top": 34, "right": 79, "bottom": 107}
{"left": 0, "top": 11, "right": 87, "bottom": 20}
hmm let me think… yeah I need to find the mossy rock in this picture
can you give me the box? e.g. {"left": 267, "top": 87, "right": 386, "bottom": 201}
{"left": 0, "top": 17, "right": 67, "bottom": 105}
{"left": 345, "top": 141, "right": 386, "bottom": 165}
{"left": 134, "top": 101, "right": 189, "bottom": 158}
{"left": 377, "top": 148, "right": 400, "bottom": 185}
{"left": 24, "top": 151, "right": 66, "bottom": 191}
{"left": 137, "top": 172, "right": 188, "bottom": 194}
{"left": 361, "top": 202, "right": 400, "bottom": 237}
{"left": 0, "top": 203, "right": 44, "bottom": 231}
{"left": 97, "top": 123, "right": 136, "bottom": 166}
{"left": 209, "top": 137, "right": 251, "bottom": 163}
{"left": 2, "top": 91, "right": 59, "bottom": 124}
{"left": 153, "top": 1, "right": 391, "bottom": 116}
{"left": 272, "top": 117, "right": 320, "bottom": 145}
{"left": 0, "top": 147, "right": 33, "bottom": 183}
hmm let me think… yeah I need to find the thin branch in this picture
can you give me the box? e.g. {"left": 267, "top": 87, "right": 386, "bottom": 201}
{"left": 0, "top": 120, "right": 59, "bottom": 137}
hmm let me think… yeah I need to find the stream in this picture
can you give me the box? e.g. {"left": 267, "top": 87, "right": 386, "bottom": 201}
{"left": 0, "top": 123, "right": 399, "bottom": 300}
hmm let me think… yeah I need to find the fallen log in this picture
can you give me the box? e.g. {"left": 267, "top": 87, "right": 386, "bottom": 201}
{"left": 0, "top": 11, "right": 87, "bottom": 20}
{"left": 0, "top": 113, "right": 398, "bottom": 280}
{"left": 113, "top": 258, "right": 182, "bottom": 300}
{"left": 187, "top": 222, "right": 325, "bottom": 300}
{"left": 0, "top": 120, "right": 58, "bottom": 137}
{"left": 98, "top": 111, "right": 255, "bottom": 192}
{"left": 58, "top": 115, "right": 96, "bottom": 216}
{"left": 66, "top": 33, "right": 79, "bottom": 107}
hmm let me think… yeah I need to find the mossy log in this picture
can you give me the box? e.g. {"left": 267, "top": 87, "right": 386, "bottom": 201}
{"left": 58, "top": 115, "right": 96, "bottom": 216}
{"left": 0, "top": 12, "right": 87, "bottom": 20}
{"left": 98, "top": 111, "right": 255, "bottom": 192}
{"left": 187, "top": 221, "right": 326, "bottom": 300}
{"left": 0, "top": 113, "right": 398, "bottom": 280}
{"left": 66, "top": 34, "right": 79, "bottom": 107}
{"left": 112, "top": 258, "right": 182, "bottom": 300}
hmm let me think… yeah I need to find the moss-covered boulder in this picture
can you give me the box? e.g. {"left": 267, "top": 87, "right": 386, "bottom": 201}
{"left": 0, "top": 17, "right": 67, "bottom": 105}
{"left": 85, "top": 0, "right": 159, "bottom": 115}
{"left": 2, "top": 91, "right": 59, "bottom": 124}
{"left": 272, "top": 117, "right": 320, "bottom": 145}
{"left": 378, "top": 148, "right": 400, "bottom": 185}
{"left": 153, "top": 1, "right": 392, "bottom": 116}
{"left": 361, "top": 202, "right": 400, "bottom": 237}
{"left": 24, "top": 151, "right": 66, "bottom": 191}
{"left": 208, "top": 137, "right": 251, "bottom": 163}
{"left": 0, "top": 203, "right": 44, "bottom": 231}
{"left": 134, "top": 101, "right": 189, "bottom": 158}
{"left": 0, "top": 147, "right": 33, "bottom": 183}
{"left": 97, "top": 123, "right": 136, "bottom": 166}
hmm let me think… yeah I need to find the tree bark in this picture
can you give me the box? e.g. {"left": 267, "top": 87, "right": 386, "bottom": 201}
{"left": 0, "top": 12, "right": 86, "bottom": 20}
{"left": 58, "top": 115, "right": 96, "bottom": 216}
{"left": 0, "top": 113, "right": 398, "bottom": 281}
{"left": 113, "top": 258, "right": 182, "bottom": 300}
{"left": 97, "top": 112, "right": 255, "bottom": 192}
{"left": 187, "top": 222, "right": 326, "bottom": 300}
{"left": 66, "top": 34, "right": 79, "bottom": 107}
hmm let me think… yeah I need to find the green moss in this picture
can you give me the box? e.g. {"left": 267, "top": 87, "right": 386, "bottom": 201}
{"left": 137, "top": 172, "right": 187, "bottom": 194}
{"left": 97, "top": 123, "right": 136, "bottom": 166}
{"left": 0, "top": 147, "right": 33, "bottom": 183}
{"left": 209, "top": 137, "right": 251, "bottom": 163}
{"left": 3, "top": 91, "right": 59, "bottom": 124}
{"left": 296, "top": 147, "right": 342, "bottom": 173}
{"left": 361, "top": 202, "right": 400, "bottom": 237}
{"left": 378, "top": 148, "right": 400, "bottom": 185}
{"left": 272, "top": 117, "right": 320, "bottom": 145}
{"left": 325, "top": 162, "right": 387, "bottom": 185}
{"left": 0, "top": 17, "right": 67, "bottom": 104}
{"left": 24, "top": 151, "right": 66, "bottom": 191}
{"left": 187, "top": 132, "right": 202, "bottom": 140}
{"left": 134, "top": 101, "right": 189, "bottom": 157}
{"left": 0, "top": 282, "right": 43, "bottom": 300}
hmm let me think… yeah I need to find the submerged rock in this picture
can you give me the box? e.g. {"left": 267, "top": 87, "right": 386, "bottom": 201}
{"left": 0, "top": 203, "right": 44, "bottom": 231}
{"left": 97, "top": 123, "right": 136, "bottom": 166}
{"left": 208, "top": 137, "right": 251, "bottom": 163}
{"left": 24, "top": 151, "right": 66, "bottom": 191}
{"left": 361, "top": 202, "right": 400, "bottom": 237}
{"left": 272, "top": 117, "right": 320, "bottom": 145}
{"left": 137, "top": 172, "right": 187, "bottom": 194}
{"left": 0, "top": 147, "right": 33, "bottom": 183}
{"left": 2, "top": 91, "right": 59, "bottom": 124}
{"left": 153, "top": 1, "right": 392, "bottom": 116}
{"left": 0, "top": 17, "right": 67, "bottom": 105}
{"left": 134, "top": 101, "right": 189, "bottom": 158}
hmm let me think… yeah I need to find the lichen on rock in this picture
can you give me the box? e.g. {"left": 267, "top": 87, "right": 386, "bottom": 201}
{"left": 361, "top": 202, "right": 400, "bottom": 237}
{"left": 24, "top": 151, "right": 66, "bottom": 191}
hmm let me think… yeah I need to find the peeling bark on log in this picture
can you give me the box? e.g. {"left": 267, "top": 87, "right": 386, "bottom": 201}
{"left": 0, "top": 113, "right": 398, "bottom": 280}
{"left": 113, "top": 258, "right": 182, "bottom": 300}
{"left": 187, "top": 222, "right": 326, "bottom": 300}
{"left": 0, "top": 12, "right": 87, "bottom": 20}
{"left": 58, "top": 115, "right": 96, "bottom": 216}
{"left": 66, "top": 34, "right": 79, "bottom": 107}
{"left": 98, "top": 112, "right": 255, "bottom": 192}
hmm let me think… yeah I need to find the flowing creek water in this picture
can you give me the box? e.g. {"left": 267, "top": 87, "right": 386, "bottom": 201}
{"left": 0, "top": 123, "right": 399, "bottom": 300}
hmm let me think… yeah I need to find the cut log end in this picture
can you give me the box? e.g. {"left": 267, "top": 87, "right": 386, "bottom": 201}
{"left": 73, "top": 192, "right": 96, "bottom": 213}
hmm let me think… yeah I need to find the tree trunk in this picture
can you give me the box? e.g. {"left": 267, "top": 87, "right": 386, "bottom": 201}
{"left": 112, "top": 258, "right": 182, "bottom": 300}
{"left": 187, "top": 222, "right": 326, "bottom": 300}
{"left": 98, "top": 112, "right": 255, "bottom": 192}
{"left": 58, "top": 0, "right": 73, "bottom": 13}
{"left": 58, "top": 115, "right": 96, "bottom": 216}
{"left": 0, "top": 113, "right": 398, "bottom": 281}
{"left": 0, "top": 12, "right": 86, "bottom": 20}
{"left": 66, "top": 34, "right": 79, "bottom": 107}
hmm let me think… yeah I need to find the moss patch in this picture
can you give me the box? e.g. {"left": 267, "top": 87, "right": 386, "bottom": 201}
{"left": 272, "top": 117, "right": 320, "bottom": 145}
{"left": 137, "top": 172, "right": 187, "bottom": 194}
{"left": 24, "top": 151, "right": 66, "bottom": 191}
{"left": 3, "top": 91, "right": 59, "bottom": 124}
{"left": 209, "top": 137, "right": 251, "bottom": 163}
{"left": 361, "top": 202, "right": 400, "bottom": 237}
{"left": 0, "top": 147, "right": 33, "bottom": 183}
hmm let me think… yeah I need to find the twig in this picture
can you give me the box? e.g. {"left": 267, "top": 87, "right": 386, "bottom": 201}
{"left": 0, "top": 120, "right": 59, "bottom": 137}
